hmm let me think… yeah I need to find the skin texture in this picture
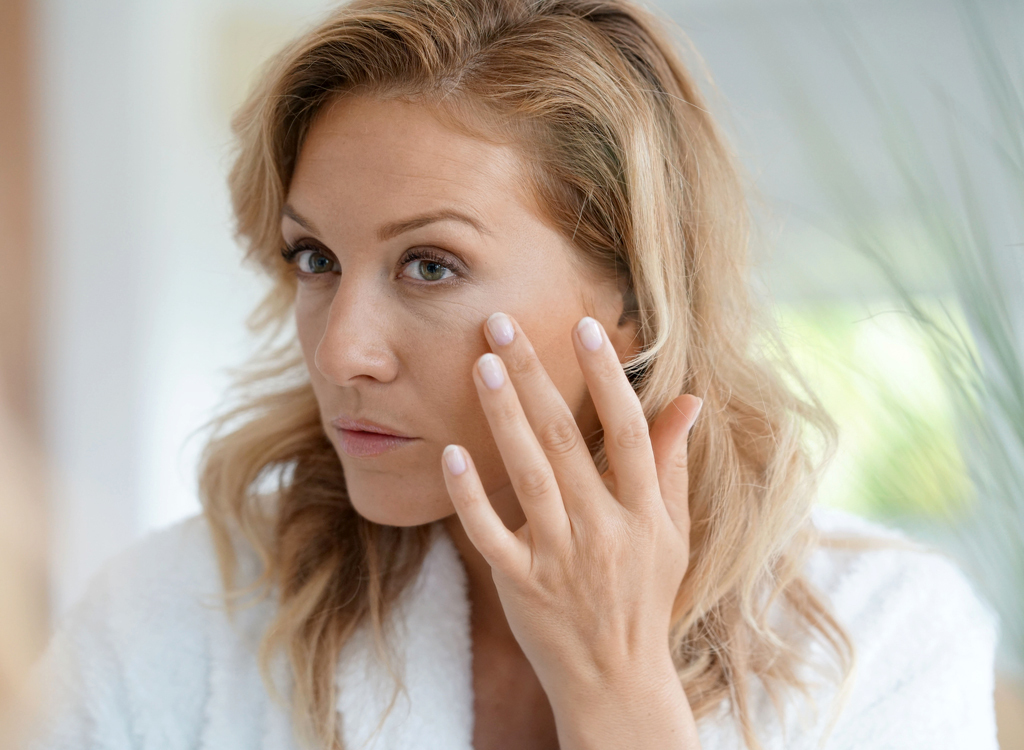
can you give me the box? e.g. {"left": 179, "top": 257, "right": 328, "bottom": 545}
{"left": 285, "top": 95, "right": 703, "bottom": 749}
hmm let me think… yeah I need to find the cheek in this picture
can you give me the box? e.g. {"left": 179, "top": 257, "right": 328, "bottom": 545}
{"left": 400, "top": 302, "right": 487, "bottom": 432}
{"left": 415, "top": 304, "right": 590, "bottom": 490}
{"left": 517, "top": 304, "right": 590, "bottom": 411}
{"left": 294, "top": 286, "right": 332, "bottom": 374}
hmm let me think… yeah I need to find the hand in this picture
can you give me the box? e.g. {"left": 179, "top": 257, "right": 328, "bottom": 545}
{"left": 440, "top": 311, "right": 703, "bottom": 748}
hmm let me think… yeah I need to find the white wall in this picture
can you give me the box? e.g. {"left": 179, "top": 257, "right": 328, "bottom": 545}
{"left": 37, "top": 0, "right": 313, "bottom": 615}
{"left": 35, "top": 0, "right": 1022, "bottom": 617}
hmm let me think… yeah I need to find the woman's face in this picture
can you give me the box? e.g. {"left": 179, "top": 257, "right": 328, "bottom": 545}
{"left": 284, "top": 95, "right": 637, "bottom": 530}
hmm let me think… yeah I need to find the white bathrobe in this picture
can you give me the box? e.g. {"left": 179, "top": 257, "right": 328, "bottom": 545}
{"left": 27, "top": 506, "right": 998, "bottom": 750}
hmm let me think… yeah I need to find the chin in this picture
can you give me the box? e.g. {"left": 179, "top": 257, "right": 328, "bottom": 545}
{"left": 344, "top": 475, "right": 455, "bottom": 527}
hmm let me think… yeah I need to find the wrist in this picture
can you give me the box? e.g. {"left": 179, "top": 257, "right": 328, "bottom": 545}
{"left": 549, "top": 655, "right": 700, "bottom": 750}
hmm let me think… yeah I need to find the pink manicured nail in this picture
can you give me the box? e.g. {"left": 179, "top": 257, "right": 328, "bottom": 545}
{"left": 487, "top": 312, "right": 515, "bottom": 346}
{"left": 577, "top": 316, "right": 603, "bottom": 351}
{"left": 444, "top": 444, "right": 467, "bottom": 475}
{"left": 478, "top": 353, "right": 505, "bottom": 389}
{"left": 688, "top": 398, "right": 704, "bottom": 433}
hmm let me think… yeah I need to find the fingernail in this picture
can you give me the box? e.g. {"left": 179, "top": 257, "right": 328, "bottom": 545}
{"left": 487, "top": 312, "right": 515, "bottom": 346}
{"left": 444, "top": 444, "right": 467, "bottom": 475}
{"left": 478, "top": 353, "right": 505, "bottom": 389}
{"left": 688, "top": 398, "right": 704, "bottom": 433}
{"left": 577, "top": 316, "right": 603, "bottom": 351}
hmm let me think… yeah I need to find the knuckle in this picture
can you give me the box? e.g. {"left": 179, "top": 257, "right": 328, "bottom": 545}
{"left": 631, "top": 505, "right": 660, "bottom": 534}
{"left": 667, "top": 446, "right": 689, "bottom": 474}
{"left": 517, "top": 462, "right": 555, "bottom": 498}
{"left": 536, "top": 414, "right": 583, "bottom": 458}
{"left": 593, "top": 355, "right": 624, "bottom": 386}
{"left": 493, "top": 396, "right": 521, "bottom": 426}
{"left": 504, "top": 337, "right": 539, "bottom": 377}
{"left": 613, "top": 414, "right": 650, "bottom": 451}
{"left": 583, "top": 512, "right": 619, "bottom": 548}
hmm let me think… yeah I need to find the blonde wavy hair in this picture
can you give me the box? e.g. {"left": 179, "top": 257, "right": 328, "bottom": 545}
{"left": 200, "top": 0, "right": 854, "bottom": 746}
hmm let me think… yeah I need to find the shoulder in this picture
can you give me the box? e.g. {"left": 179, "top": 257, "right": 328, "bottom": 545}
{"left": 803, "top": 506, "right": 999, "bottom": 749}
{"left": 806, "top": 505, "right": 997, "bottom": 649}
{"left": 29, "top": 515, "right": 279, "bottom": 749}
{"left": 57, "top": 514, "right": 228, "bottom": 647}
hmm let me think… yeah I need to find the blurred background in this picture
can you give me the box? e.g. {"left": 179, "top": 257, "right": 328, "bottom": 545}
{"left": 1, "top": 0, "right": 1021, "bottom": 745}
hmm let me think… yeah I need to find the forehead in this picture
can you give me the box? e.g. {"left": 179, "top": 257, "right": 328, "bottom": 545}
{"left": 287, "top": 95, "right": 542, "bottom": 233}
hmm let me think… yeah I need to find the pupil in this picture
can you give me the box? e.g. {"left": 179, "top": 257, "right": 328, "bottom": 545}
{"left": 422, "top": 261, "right": 443, "bottom": 281}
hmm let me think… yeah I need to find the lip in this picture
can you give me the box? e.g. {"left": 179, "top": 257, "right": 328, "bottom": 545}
{"left": 331, "top": 416, "right": 419, "bottom": 458}
{"left": 336, "top": 429, "right": 418, "bottom": 458}
{"left": 331, "top": 416, "right": 413, "bottom": 438}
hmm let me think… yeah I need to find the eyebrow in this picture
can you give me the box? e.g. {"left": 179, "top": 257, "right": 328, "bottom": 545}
{"left": 281, "top": 204, "right": 320, "bottom": 235}
{"left": 281, "top": 204, "right": 491, "bottom": 242}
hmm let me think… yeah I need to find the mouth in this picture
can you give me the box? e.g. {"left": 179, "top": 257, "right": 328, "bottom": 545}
{"left": 331, "top": 417, "right": 419, "bottom": 458}
{"left": 336, "top": 429, "right": 419, "bottom": 458}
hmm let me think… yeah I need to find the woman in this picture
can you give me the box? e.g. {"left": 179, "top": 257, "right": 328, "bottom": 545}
{"left": 29, "top": 0, "right": 998, "bottom": 747}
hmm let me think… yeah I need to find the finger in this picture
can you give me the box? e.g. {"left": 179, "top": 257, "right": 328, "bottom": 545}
{"left": 649, "top": 394, "right": 702, "bottom": 535}
{"left": 483, "top": 312, "right": 602, "bottom": 514}
{"left": 442, "top": 444, "right": 526, "bottom": 574}
{"left": 473, "top": 351, "right": 572, "bottom": 551}
{"left": 572, "top": 316, "right": 659, "bottom": 511}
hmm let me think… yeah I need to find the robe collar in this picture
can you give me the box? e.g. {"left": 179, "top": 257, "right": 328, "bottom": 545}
{"left": 335, "top": 522, "right": 476, "bottom": 749}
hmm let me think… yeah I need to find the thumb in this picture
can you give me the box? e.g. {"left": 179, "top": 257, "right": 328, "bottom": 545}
{"left": 649, "top": 394, "right": 703, "bottom": 534}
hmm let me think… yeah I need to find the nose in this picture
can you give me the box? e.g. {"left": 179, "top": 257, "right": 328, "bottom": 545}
{"left": 313, "top": 278, "right": 399, "bottom": 386}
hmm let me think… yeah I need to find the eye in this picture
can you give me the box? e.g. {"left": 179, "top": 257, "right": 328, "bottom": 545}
{"left": 281, "top": 244, "right": 339, "bottom": 275}
{"left": 399, "top": 248, "right": 462, "bottom": 285}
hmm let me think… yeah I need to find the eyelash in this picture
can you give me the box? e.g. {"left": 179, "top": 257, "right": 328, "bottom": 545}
{"left": 398, "top": 248, "right": 463, "bottom": 285}
{"left": 280, "top": 243, "right": 336, "bottom": 275}
{"left": 279, "top": 244, "right": 464, "bottom": 286}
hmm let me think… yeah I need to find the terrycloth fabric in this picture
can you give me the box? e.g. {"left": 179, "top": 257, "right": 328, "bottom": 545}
{"left": 27, "top": 506, "right": 999, "bottom": 750}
